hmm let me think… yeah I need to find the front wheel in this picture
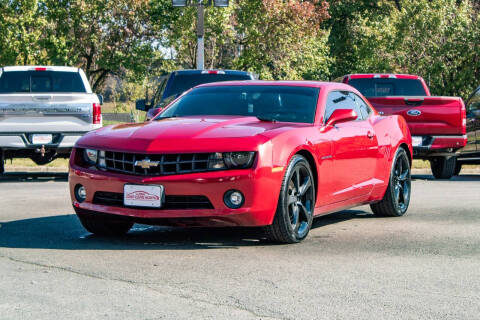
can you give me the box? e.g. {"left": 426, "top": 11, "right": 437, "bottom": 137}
{"left": 264, "top": 155, "right": 315, "bottom": 243}
{"left": 370, "top": 147, "right": 411, "bottom": 217}
{"left": 430, "top": 156, "right": 456, "bottom": 179}
{"left": 77, "top": 213, "right": 133, "bottom": 236}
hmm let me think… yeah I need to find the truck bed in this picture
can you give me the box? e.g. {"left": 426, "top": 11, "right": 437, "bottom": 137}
{"left": 367, "top": 96, "right": 466, "bottom": 136}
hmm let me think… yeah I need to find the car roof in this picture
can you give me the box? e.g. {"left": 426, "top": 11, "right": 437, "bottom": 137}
{"left": 343, "top": 73, "right": 422, "bottom": 80}
{"left": 1, "top": 66, "right": 79, "bottom": 72}
{"left": 195, "top": 80, "right": 354, "bottom": 90}
{"left": 173, "top": 69, "right": 252, "bottom": 75}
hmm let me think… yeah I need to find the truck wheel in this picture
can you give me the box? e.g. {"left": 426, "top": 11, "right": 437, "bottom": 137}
{"left": 454, "top": 163, "right": 462, "bottom": 176}
{"left": 370, "top": 147, "right": 411, "bottom": 217}
{"left": 264, "top": 155, "right": 315, "bottom": 243}
{"left": 430, "top": 156, "right": 456, "bottom": 179}
{"left": 0, "top": 151, "right": 4, "bottom": 174}
{"left": 77, "top": 213, "right": 133, "bottom": 236}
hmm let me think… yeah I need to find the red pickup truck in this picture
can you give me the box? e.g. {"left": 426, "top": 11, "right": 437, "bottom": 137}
{"left": 338, "top": 74, "right": 467, "bottom": 179}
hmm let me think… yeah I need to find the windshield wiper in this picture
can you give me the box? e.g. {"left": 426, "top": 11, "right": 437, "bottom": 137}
{"left": 256, "top": 115, "right": 278, "bottom": 123}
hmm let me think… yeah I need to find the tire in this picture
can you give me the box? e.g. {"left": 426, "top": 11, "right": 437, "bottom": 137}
{"left": 0, "top": 157, "right": 4, "bottom": 175}
{"left": 264, "top": 155, "right": 315, "bottom": 243}
{"left": 370, "top": 147, "right": 411, "bottom": 217}
{"left": 77, "top": 213, "right": 133, "bottom": 236}
{"left": 454, "top": 162, "right": 462, "bottom": 176}
{"left": 430, "top": 156, "right": 456, "bottom": 179}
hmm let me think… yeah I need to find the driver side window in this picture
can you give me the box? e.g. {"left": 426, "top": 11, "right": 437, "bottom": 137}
{"left": 324, "top": 91, "right": 360, "bottom": 123}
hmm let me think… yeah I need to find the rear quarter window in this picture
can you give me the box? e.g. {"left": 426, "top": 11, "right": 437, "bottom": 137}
{"left": 0, "top": 71, "right": 86, "bottom": 93}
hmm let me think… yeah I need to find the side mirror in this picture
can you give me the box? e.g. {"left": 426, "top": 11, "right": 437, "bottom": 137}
{"left": 97, "top": 94, "right": 104, "bottom": 105}
{"left": 135, "top": 99, "right": 151, "bottom": 111}
{"left": 326, "top": 109, "right": 358, "bottom": 127}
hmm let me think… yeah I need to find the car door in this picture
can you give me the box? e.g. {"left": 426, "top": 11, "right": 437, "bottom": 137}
{"left": 324, "top": 91, "right": 379, "bottom": 203}
{"left": 465, "top": 88, "right": 480, "bottom": 153}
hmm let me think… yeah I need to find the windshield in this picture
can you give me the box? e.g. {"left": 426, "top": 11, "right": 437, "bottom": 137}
{"left": 157, "top": 85, "right": 319, "bottom": 123}
{"left": 168, "top": 73, "right": 252, "bottom": 97}
{"left": 348, "top": 78, "right": 427, "bottom": 97}
{"left": 0, "top": 71, "right": 86, "bottom": 93}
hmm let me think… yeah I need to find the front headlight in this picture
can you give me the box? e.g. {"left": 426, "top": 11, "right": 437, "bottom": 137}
{"left": 208, "top": 152, "right": 256, "bottom": 170}
{"left": 84, "top": 149, "right": 98, "bottom": 165}
{"left": 223, "top": 152, "right": 255, "bottom": 169}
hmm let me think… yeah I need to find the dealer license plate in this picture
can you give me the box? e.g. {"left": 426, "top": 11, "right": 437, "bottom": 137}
{"left": 412, "top": 136, "right": 423, "bottom": 147}
{"left": 31, "top": 134, "right": 53, "bottom": 145}
{"left": 124, "top": 184, "right": 163, "bottom": 208}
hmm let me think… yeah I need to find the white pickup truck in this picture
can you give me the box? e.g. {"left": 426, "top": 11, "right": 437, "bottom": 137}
{"left": 0, "top": 66, "right": 102, "bottom": 173}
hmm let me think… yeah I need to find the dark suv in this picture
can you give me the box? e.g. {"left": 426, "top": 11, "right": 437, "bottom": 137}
{"left": 455, "top": 86, "right": 480, "bottom": 174}
{"left": 136, "top": 69, "right": 255, "bottom": 120}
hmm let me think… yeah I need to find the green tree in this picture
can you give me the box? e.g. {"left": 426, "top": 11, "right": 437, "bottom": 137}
{"left": 233, "top": 0, "right": 331, "bottom": 80}
{"left": 0, "top": 0, "right": 49, "bottom": 65}
{"left": 325, "top": 0, "right": 396, "bottom": 78}
{"left": 150, "top": 0, "right": 236, "bottom": 69}
{"left": 44, "top": 0, "right": 156, "bottom": 90}
{"left": 388, "top": 0, "right": 479, "bottom": 97}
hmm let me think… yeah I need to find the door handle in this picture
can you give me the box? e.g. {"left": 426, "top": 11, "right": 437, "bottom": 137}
{"left": 367, "top": 131, "right": 375, "bottom": 139}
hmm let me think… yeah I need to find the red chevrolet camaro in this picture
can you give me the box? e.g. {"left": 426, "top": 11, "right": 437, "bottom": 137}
{"left": 69, "top": 81, "right": 413, "bottom": 243}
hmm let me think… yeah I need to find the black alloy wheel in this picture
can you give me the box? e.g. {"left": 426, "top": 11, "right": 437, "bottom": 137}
{"left": 371, "top": 148, "right": 411, "bottom": 217}
{"left": 264, "top": 155, "right": 315, "bottom": 243}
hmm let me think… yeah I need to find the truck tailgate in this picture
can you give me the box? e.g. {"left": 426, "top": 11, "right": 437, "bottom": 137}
{"left": 0, "top": 93, "right": 99, "bottom": 132}
{"left": 368, "top": 96, "right": 465, "bottom": 135}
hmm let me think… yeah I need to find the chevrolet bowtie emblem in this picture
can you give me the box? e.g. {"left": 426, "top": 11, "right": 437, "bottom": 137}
{"left": 135, "top": 158, "right": 160, "bottom": 169}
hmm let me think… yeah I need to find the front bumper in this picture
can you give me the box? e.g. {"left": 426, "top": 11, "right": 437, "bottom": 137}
{"left": 69, "top": 163, "right": 282, "bottom": 227}
{"left": 412, "top": 135, "right": 467, "bottom": 157}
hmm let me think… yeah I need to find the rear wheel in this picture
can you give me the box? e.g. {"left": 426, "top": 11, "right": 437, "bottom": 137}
{"left": 370, "top": 147, "right": 411, "bottom": 217}
{"left": 0, "top": 151, "right": 4, "bottom": 174}
{"left": 264, "top": 155, "right": 315, "bottom": 243}
{"left": 430, "top": 156, "right": 456, "bottom": 179}
{"left": 77, "top": 213, "right": 133, "bottom": 236}
{"left": 454, "top": 162, "right": 462, "bottom": 176}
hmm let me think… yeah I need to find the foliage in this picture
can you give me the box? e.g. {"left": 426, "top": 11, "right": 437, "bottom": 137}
{"left": 233, "top": 0, "right": 331, "bottom": 80}
{"left": 44, "top": 0, "right": 155, "bottom": 90}
{"left": 0, "top": 0, "right": 156, "bottom": 91}
{"left": 387, "top": 0, "right": 479, "bottom": 97}
{"left": 0, "top": 0, "right": 49, "bottom": 65}
{"left": 326, "top": 0, "right": 480, "bottom": 97}
{"left": 0, "top": 0, "right": 479, "bottom": 99}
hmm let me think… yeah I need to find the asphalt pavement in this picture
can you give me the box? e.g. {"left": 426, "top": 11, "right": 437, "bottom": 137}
{"left": 0, "top": 172, "right": 479, "bottom": 320}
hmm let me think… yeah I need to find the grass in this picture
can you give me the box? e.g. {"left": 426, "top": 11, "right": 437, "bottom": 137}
{"left": 6, "top": 158, "right": 69, "bottom": 168}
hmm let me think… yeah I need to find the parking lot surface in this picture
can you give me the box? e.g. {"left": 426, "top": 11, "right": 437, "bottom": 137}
{"left": 0, "top": 173, "right": 479, "bottom": 320}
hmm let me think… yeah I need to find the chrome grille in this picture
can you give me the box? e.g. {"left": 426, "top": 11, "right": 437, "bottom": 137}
{"left": 104, "top": 151, "right": 214, "bottom": 176}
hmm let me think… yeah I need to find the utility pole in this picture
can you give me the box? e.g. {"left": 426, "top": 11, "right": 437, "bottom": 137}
{"left": 172, "top": 0, "right": 229, "bottom": 70}
{"left": 196, "top": 0, "right": 205, "bottom": 70}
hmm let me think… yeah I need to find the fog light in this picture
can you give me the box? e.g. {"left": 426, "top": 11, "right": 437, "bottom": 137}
{"left": 224, "top": 190, "right": 244, "bottom": 209}
{"left": 75, "top": 184, "right": 87, "bottom": 203}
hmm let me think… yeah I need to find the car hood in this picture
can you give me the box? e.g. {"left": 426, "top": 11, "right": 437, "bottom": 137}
{"left": 77, "top": 116, "right": 303, "bottom": 153}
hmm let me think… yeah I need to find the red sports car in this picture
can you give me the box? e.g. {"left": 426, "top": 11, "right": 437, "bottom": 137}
{"left": 69, "top": 81, "right": 413, "bottom": 243}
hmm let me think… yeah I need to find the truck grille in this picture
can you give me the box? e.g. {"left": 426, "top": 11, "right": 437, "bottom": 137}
{"left": 93, "top": 191, "right": 214, "bottom": 210}
{"left": 104, "top": 151, "right": 215, "bottom": 176}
